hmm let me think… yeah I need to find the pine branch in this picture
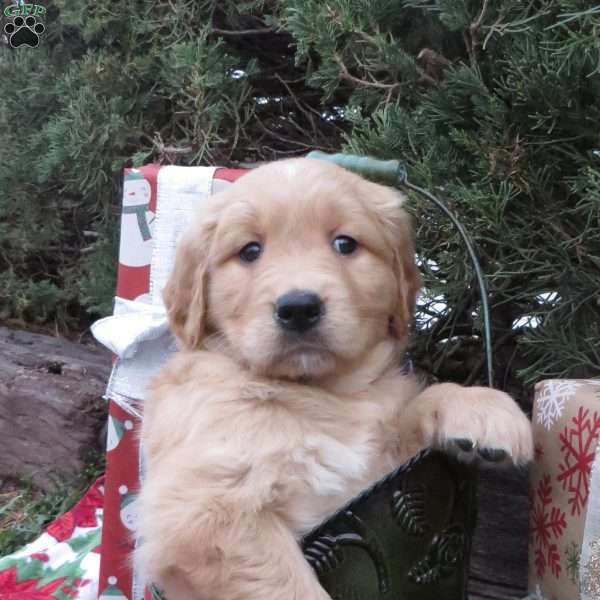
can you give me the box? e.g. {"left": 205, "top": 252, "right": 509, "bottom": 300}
{"left": 335, "top": 56, "right": 401, "bottom": 91}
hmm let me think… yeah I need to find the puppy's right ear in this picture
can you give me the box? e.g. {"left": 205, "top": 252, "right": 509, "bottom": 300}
{"left": 163, "top": 221, "right": 215, "bottom": 350}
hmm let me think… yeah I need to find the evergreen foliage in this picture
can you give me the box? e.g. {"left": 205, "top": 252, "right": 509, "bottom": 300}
{"left": 1, "top": 0, "right": 598, "bottom": 402}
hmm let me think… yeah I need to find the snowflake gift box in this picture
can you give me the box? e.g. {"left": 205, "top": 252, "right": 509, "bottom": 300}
{"left": 529, "top": 379, "right": 600, "bottom": 599}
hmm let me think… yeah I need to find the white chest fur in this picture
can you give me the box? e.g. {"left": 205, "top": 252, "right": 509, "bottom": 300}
{"left": 284, "top": 429, "right": 377, "bottom": 535}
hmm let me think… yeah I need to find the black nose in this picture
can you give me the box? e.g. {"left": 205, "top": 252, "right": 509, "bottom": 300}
{"left": 275, "top": 291, "right": 323, "bottom": 333}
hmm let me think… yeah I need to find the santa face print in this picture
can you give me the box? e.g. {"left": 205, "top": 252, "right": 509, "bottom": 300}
{"left": 118, "top": 172, "right": 155, "bottom": 268}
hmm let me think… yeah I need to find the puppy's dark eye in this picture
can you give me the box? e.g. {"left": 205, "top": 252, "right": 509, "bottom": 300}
{"left": 332, "top": 235, "right": 358, "bottom": 255}
{"left": 239, "top": 242, "right": 262, "bottom": 263}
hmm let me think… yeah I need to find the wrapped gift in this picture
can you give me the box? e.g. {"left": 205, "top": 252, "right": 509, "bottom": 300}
{"left": 94, "top": 165, "right": 247, "bottom": 600}
{"left": 528, "top": 379, "right": 600, "bottom": 600}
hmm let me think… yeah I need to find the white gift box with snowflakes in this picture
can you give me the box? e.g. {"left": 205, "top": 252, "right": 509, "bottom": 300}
{"left": 529, "top": 379, "right": 600, "bottom": 599}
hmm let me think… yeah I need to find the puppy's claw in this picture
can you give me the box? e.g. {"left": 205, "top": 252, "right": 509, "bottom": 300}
{"left": 451, "top": 438, "right": 475, "bottom": 453}
{"left": 477, "top": 447, "right": 508, "bottom": 463}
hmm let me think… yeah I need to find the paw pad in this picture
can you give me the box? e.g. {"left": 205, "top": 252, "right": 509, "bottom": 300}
{"left": 448, "top": 438, "right": 508, "bottom": 463}
{"left": 4, "top": 15, "right": 45, "bottom": 48}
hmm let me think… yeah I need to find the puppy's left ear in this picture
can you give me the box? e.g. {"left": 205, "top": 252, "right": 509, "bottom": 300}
{"left": 366, "top": 182, "right": 423, "bottom": 339}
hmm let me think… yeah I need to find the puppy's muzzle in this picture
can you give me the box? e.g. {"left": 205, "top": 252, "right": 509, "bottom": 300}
{"left": 275, "top": 290, "right": 323, "bottom": 333}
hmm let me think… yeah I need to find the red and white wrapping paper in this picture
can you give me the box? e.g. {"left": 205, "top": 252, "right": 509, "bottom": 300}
{"left": 92, "top": 165, "right": 246, "bottom": 600}
{"left": 0, "top": 477, "right": 104, "bottom": 599}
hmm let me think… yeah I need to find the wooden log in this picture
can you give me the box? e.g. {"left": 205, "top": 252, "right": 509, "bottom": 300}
{"left": 0, "top": 326, "right": 111, "bottom": 491}
{"left": 468, "top": 465, "right": 530, "bottom": 600}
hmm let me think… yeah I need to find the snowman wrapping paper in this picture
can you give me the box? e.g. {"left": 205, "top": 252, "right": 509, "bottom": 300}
{"left": 96, "top": 164, "right": 247, "bottom": 600}
{"left": 119, "top": 171, "right": 156, "bottom": 269}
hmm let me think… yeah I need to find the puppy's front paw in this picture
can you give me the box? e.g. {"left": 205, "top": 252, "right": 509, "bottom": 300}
{"left": 419, "top": 383, "right": 533, "bottom": 466}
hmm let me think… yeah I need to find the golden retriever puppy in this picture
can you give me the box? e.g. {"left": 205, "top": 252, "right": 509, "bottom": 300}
{"left": 136, "top": 158, "right": 532, "bottom": 600}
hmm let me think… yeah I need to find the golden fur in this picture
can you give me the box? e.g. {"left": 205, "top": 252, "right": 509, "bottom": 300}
{"left": 136, "top": 158, "right": 533, "bottom": 599}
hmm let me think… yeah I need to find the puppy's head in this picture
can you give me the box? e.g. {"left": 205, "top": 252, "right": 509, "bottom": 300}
{"left": 164, "top": 158, "right": 421, "bottom": 380}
